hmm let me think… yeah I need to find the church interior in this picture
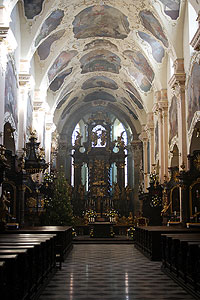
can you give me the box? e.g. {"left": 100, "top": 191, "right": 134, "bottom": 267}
{"left": 0, "top": 0, "right": 200, "bottom": 299}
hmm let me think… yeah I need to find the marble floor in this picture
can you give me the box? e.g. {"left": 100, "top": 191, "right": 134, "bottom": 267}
{"left": 39, "top": 244, "right": 195, "bottom": 300}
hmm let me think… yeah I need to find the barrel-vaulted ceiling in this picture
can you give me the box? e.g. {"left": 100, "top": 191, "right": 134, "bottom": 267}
{"left": 18, "top": 0, "right": 184, "bottom": 134}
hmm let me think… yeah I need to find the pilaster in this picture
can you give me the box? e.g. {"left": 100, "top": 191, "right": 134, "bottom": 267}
{"left": 169, "top": 58, "right": 187, "bottom": 169}
{"left": 145, "top": 112, "right": 155, "bottom": 172}
{"left": 139, "top": 127, "right": 148, "bottom": 192}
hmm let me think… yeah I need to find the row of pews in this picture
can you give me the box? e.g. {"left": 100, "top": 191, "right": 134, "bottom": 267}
{"left": 134, "top": 226, "right": 200, "bottom": 299}
{"left": 0, "top": 226, "right": 73, "bottom": 300}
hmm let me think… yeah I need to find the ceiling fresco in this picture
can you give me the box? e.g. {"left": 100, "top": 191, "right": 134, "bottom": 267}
{"left": 80, "top": 49, "right": 121, "bottom": 74}
{"left": 19, "top": 0, "right": 185, "bottom": 131}
{"left": 73, "top": 5, "right": 130, "bottom": 39}
{"left": 124, "top": 82, "right": 143, "bottom": 102}
{"left": 49, "top": 68, "right": 73, "bottom": 92}
{"left": 82, "top": 76, "right": 118, "bottom": 90}
{"left": 37, "top": 30, "right": 65, "bottom": 60}
{"left": 127, "top": 91, "right": 144, "bottom": 110}
{"left": 124, "top": 50, "right": 154, "bottom": 92}
{"left": 83, "top": 39, "right": 118, "bottom": 52}
{"left": 61, "top": 97, "right": 79, "bottom": 120}
{"left": 139, "top": 10, "right": 169, "bottom": 48}
{"left": 158, "top": 0, "right": 180, "bottom": 20}
{"left": 138, "top": 31, "right": 165, "bottom": 63}
{"left": 35, "top": 9, "right": 64, "bottom": 47}
{"left": 56, "top": 91, "right": 73, "bottom": 110}
{"left": 83, "top": 91, "right": 116, "bottom": 103}
{"left": 48, "top": 51, "right": 78, "bottom": 83}
{"left": 23, "top": 0, "right": 44, "bottom": 19}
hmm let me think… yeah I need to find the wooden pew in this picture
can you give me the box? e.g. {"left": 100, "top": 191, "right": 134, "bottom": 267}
{"left": 161, "top": 233, "right": 200, "bottom": 299}
{"left": 134, "top": 226, "right": 200, "bottom": 261}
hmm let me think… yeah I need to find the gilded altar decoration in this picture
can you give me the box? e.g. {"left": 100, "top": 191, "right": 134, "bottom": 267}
{"left": 194, "top": 153, "right": 200, "bottom": 171}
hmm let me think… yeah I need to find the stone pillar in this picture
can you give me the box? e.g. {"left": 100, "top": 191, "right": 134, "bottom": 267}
{"left": 169, "top": 59, "right": 187, "bottom": 169}
{"left": 139, "top": 127, "right": 148, "bottom": 192}
{"left": 130, "top": 140, "right": 143, "bottom": 213}
{"left": 116, "top": 162, "right": 125, "bottom": 189}
{"left": 33, "top": 90, "right": 48, "bottom": 148}
{"left": 146, "top": 112, "right": 155, "bottom": 173}
{"left": 45, "top": 115, "right": 56, "bottom": 171}
{"left": 17, "top": 64, "right": 31, "bottom": 154}
{"left": 159, "top": 89, "right": 169, "bottom": 180}
{"left": 0, "top": 26, "right": 9, "bottom": 144}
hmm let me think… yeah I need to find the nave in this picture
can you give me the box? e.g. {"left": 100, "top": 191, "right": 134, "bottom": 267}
{"left": 39, "top": 244, "right": 194, "bottom": 300}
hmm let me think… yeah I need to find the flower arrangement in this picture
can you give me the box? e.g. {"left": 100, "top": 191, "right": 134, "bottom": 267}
{"left": 85, "top": 209, "right": 97, "bottom": 223}
{"left": 127, "top": 227, "right": 135, "bottom": 239}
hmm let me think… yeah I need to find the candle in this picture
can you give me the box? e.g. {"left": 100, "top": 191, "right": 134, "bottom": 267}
{"left": 174, "top": 211, "right": 176, "bottom": 216}
{"left": 195, "top": 206, "right": 197, "bottom": 213}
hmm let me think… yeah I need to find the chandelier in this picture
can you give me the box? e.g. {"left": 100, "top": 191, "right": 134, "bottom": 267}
{"left": 23, "top": 131, "right": 48, "bottom": 174}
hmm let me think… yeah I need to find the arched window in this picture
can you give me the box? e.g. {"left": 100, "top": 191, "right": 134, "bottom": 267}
{"left": 71, "top": 123, "right": 80, "bottom": 186}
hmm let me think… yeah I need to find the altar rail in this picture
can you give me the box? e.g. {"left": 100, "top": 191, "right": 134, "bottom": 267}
{"left": 161, "top": 233, "right": 200, "bottom": 299}
{"left": 134, "top": 226, "right": 200, "bottom": 261}
{"left": 0, "top": 226, "right": 73, "bottom": 300}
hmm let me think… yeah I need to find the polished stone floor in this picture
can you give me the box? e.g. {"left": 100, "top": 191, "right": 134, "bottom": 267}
{"left": 39, "top": 244, "right": 195, "bottom": 300}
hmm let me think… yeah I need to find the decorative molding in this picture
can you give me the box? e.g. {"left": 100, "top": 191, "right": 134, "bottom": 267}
{"left": 18, "top": 74, "right": 31, "bottom": 87}
{"left": 0, "top": 26, "right": 9, "bottom": 42}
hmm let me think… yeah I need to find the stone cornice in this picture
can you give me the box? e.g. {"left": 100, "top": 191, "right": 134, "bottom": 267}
{"left": 0, "top": 26, "right": 9, "bottom": 42}
{"left": 18, "top": 74, "right": 31, "bottom": 87}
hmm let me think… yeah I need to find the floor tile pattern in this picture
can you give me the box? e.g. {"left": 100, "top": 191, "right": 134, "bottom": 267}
{"left": 39, "top": 244, "right": 195, "bottom": 300}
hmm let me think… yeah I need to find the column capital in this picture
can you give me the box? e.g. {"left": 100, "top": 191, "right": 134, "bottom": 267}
{"left": 19, "top": 74, "right": 32, "bottom": 87}
{"left": 139, "top": 129, "right": 148, "bottom": 142}
{"left": 130, "top": 140, "right": 142, "bottom": 152}
{"left": 0, "top": 26, "right": 9, "bottom": 42}
{"left": 169, "top": 59, "right": 186, "bottom": 96}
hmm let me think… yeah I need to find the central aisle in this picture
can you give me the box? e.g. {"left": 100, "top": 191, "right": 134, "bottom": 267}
{"left": 39, "top": 244, "right": 194, "bottom": 300}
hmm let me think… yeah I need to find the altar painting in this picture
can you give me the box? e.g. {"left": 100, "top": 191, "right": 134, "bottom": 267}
{"left": 35, "top": 9, "right": 64, "bottom": 47}
{"left": 73, "top": 5, "right": 130, "bottom": 39}
{"left": 37, "top": 30, "right": 65, "bottom": 60}
{"left": 138, "top": 31, "right": 165, "bottom": 63}
{"left": 82, "top": 76, "right": 118, "bottom": 90}
{"left": 139, "top": 10, "right": 169, "bottom": 48}
{"left": 48, "top": 51, "right": 77, "bottom": 82}
{"left": 4, "top": 59, "right": 18, "bottom": 126}
{"left": 80, "top": 50, "right": 121, "bottom": 74}
{"left": 187, "top": 62, "right": 200, "bottom": 128}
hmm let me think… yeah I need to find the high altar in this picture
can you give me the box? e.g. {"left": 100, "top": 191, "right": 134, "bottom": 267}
{"left": 72, "top": 112, "right": 127, "bottom": 217}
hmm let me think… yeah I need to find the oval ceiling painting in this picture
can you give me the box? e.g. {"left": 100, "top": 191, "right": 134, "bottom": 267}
{"left": 83, "top": 91, "right": 116, "bottom": 102}
{"left": 35, "top": 9, "right": 64, "bottom": 47}
{"left": 56, "top": 91, "right": 73, "bottom": 110}
{"left": 84, "top": 39, "right": 118, "bottom": 52}
{"left": 49, "top": 68, "right": 73, "bottom": 92}
{"left": 80, "top": 49, "right": 121, "bottom": 74}
{"left": 124, "top": 50, "right": 154, "bottom": 92}
{"left": 82, "top": 76, "right": 118, "bottom": 90}
{"left": 138, "top": 31, "right": 165, "bottom": 63}
{"left": 124, "top": 82, "right": 142, "bottom": 102}
{"left": 37, "top": 30, "right": 65, "bottom": 60}
{"left": 73, "top": 5, "right": 130, "bottom": 39}
{"left": 48, "top": 50, "right": 77, "bottom": 83}
{"left": 158, "top": 0, "right": 180, "bottom": 20}
{"left": 23, "top": 0, "right": 44, "bottom": 19}
{"left": 139, "top": 10, "right": 169, "bottom": 48}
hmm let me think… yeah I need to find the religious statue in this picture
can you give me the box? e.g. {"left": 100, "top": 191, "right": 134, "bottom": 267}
{"left": 91, "top": 131, "right": 98, "bottom": 146}
{"left": 115, "top": 131, "right": 126, "bottom": 150}
{"left": 0, "top": 191, "right": 11, "bottom": 223}
{"left": 74, "top": 131, "right": 82, "bottom": 148}
{"left": 125, "top": 185, "right": 132, "bottom": 202}
{"left": 100, "top": 130, "right": 107, "bottom": 146}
